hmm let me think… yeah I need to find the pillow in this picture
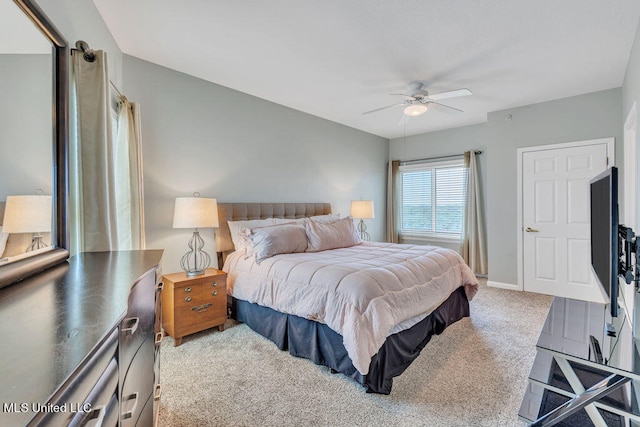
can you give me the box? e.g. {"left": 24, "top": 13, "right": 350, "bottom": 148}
{"left": 0, "top": 226, "right": 8, "bottom": 257}
{"left": 243, "top": 223, "right": 308, "bottom": 263}
{"left": 309, "top": 213, "right": 340, "bottom": 223}
{"left": 227, "top": 218, "right": 275, "bottom": 251}
{"left": 273, "top": 217, "right": 306, "bottom": 225}
{"left": 273, "top": 214, "right": 337, "bottom": 227}
{"left": 305, "top": 216, "right": 360, "bottom": 252}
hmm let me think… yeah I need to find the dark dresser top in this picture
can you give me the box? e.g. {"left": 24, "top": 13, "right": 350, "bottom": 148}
{"left": 0, "top": 250, "right": 163, "bottom": 426}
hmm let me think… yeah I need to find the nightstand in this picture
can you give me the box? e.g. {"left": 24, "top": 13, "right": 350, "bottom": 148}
{"left": 161, "top": 268, "right": 227, "bottom": 346}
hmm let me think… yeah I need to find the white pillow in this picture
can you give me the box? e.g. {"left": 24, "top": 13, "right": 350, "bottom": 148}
{"left": 243, "top": 223, "right": 308, "bottom": 263}
{"left": 227, "top": 218, "right": 275, "bottom": 251}
{"left": 305, "top": 216, "right": 360, "bottom": 252}
{"left": 0, "top": 226, "right": 9, "bottom": 258}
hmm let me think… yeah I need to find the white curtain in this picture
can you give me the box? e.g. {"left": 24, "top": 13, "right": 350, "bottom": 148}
{"left": 70, "top": 50, "right": 146, "bottom": 252}
{"left": 386, "top": 160, "right": 401, "bottom": 243}
{"left": 461, "top": 151, "right": 488, "bottom": 274}
{"left": 115, "top": 97, "right": 146, "bottom": 249}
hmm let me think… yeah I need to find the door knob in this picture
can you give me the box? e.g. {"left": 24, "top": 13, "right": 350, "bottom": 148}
{"left": 525, "top": 227, "right": 540, "bottom": 233}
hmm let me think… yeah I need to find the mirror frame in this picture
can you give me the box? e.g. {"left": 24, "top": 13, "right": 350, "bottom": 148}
{"left": 0, "top": 0, "right": 69, "bottom": 288}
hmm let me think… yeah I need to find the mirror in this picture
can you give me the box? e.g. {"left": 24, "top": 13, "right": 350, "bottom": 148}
{"left": 0, "top": 0, "right": 68, "bottom": 288}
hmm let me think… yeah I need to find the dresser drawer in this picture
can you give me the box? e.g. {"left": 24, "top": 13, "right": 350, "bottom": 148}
{"left": 30, "top": 328, "right": 118, "bottom": 426}
{"left": 68, "top": 358, "right": 119, "bottom": 427}
{"left": 120, "top": 337, "right": 155, "bottom": 426}
{"left": 120, "top": 269, "right": 157, "bottom": 370}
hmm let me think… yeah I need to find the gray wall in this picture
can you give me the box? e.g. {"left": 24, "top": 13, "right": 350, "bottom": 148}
{"left": 17, "top": 1, "right": 388, "bottom": 275}
{"left": 24, "top": 0, "right": 634, "bottom": 284}
{"left": 622, "top": 17, "right": 640, "bottom": 231}
{"left": 122, "top": 56, "right": 388, "bottom": 273}
{"left": 0, "top": 55, "right": 51, "bottom": 200}
{"left": 485, "top": 89, "right": 622, "bottom": 286}
{"left": 390, "top": 88, "right": 622, "bottom": 286}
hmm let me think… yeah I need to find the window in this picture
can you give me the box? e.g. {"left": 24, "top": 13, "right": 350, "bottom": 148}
{"left": 400, "top": 159, "right": 467, "bottom": 240}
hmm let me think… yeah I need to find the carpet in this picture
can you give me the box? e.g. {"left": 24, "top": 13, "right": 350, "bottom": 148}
{"left": 158, "top": 280, "right": 552, "bottom": 426}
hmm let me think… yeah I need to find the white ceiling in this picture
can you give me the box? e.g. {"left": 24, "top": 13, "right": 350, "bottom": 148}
{"left": 93, "top": 0, "right": 640, "bottom": 139}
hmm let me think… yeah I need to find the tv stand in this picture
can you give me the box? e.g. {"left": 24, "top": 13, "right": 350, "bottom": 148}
{"left": 519, "top": 297, "right": 640, "bottom": 426}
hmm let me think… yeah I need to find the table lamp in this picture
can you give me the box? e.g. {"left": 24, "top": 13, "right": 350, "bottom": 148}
{"left": 173, "top": 196, "right": 219, "bottom": 276}
{"left": 2, "top": 195, "right": 52, "bottom": 252}
{"left": 350, "top": 200, "right": 374, "bottom": 241}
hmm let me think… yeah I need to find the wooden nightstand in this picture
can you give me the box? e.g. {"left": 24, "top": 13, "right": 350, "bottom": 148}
{"left": 161, "top": 268, "right": 227, "bottom": 346}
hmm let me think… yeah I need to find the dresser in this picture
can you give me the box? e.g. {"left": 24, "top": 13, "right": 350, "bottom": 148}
{"left": 519, "top": 297, "right": 640, "bottom": 426}
{"left": 0, "top": 250, "right": 163, "bottom": 427}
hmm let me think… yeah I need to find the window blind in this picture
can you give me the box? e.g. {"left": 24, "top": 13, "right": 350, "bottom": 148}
{"left": 400, "top": 160, "right": 466, "bottom": 239}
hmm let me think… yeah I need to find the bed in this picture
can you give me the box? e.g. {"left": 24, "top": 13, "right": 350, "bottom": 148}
{"left": 216, "top": 202, "right": 478, "bottom": 394}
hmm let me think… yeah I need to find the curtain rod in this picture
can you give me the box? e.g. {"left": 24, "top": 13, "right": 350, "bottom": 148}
{"left": 400, "top": 150, "right": 482, "bottom": 165}
{"left": 71, "top": 40, "right": 123, "bottom": 98}
{"left": 72, "top": 40, "right": 96, "bottom": 62}
{"left": 110, "top": 81, "right": 123, "bottom": 98}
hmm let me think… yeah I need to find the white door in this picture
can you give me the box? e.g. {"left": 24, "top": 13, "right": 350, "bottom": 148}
{"left": 522, "top": 142, "right": 609, "bottom": 302}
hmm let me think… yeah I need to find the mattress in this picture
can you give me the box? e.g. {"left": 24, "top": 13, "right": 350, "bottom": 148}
{"left": 223, "top": 241, "right": 478, "bottom": 374}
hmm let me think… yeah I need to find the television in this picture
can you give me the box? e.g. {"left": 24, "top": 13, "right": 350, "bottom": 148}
{"left": 590, "top": 166, "right": 619, "bottom": 317}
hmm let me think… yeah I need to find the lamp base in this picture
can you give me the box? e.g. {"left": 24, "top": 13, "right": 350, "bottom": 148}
{"left": 26, "top": 235, "right": 49, "bottom": 252}
{"left": 186, "top": 269, "right": 205, "bottom": 277}
{"left": 357, "top": 219, "right": 370, "bottom": 241}
{"left": 180, "top": 230, "right": 211, "bottom": 276}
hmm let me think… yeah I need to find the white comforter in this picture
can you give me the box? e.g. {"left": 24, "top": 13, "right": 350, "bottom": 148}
{"left": 223, "top": 242, "right": 478, "bottom": 375}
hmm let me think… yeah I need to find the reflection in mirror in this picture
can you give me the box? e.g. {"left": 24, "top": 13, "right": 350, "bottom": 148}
{"left": 0, "top": 0, "right": 69, "bottom": 288}
{"left": 0, "top": 1, "right": 52, "bottom": 265}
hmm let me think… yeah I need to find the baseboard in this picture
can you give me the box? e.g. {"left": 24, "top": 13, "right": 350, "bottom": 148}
{"left": 487, "top": 280, "right": 521, "bottom": 291}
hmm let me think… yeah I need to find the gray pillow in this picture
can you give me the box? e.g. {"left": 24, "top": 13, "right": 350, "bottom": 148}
{"left": 245, "top": 223, "right": 308, "bottom": 263}
{"left": 305, "top": 216, "right": 360, "bottom": 252}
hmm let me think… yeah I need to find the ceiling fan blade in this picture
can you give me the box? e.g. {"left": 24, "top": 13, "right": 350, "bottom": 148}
{"left": 427, "top": 100, "right": 463, "bottom": 113}
{"left": 362, "top": 103, "right": 404, "bottom": 115}
{"left": 428, "top": 88, "right": 472, "bottom": 101}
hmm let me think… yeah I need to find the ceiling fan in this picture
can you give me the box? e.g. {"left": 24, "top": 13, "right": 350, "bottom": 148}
{"left": 362, "top": 82, "right": 472, "bottom": 117}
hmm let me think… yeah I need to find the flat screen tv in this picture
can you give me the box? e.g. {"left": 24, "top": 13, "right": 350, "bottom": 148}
{"left": 590, "top": 166, "right": 619, "bottom": 317}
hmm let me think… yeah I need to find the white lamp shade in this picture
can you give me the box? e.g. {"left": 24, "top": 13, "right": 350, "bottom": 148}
{"left": 172, "top": 197, "right": 219, "bottom": 229}
{"left": 2, "top": 195, "right": 52, "bottom": 233}
{"left": 404, "top": 103, "right": 428, "bottom": 116}
{"left": 350, "top": 200, "right": 375, "bottom": 219}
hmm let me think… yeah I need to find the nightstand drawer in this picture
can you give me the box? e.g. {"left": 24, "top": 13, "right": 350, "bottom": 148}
{"left": 175, "top": 296, "right": 226, "bottom": 327}
{"left": 174, "top": 276, "right": 226, "bottom": 307}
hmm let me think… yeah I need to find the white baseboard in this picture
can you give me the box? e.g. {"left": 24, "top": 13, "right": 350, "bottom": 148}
{"left": 487, "top": 280, "right": 521, "bottom": 291}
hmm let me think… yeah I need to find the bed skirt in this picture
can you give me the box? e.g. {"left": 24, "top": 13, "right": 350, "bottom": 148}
{"left": 230, "top": 286, "right": 470, "bottom": 394}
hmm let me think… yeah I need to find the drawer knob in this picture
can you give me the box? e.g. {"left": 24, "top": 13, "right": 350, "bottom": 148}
{"left": 122, "top": 392, "right": 139, "bottom": 420}
{"left": 154, "top": 384, "right": 163, "bottom": 401}
{"left": 185, "top": 296, "right": 192, "bottom": 302}
{"left": 185, "top": 287, "right": 192, "bottom": 293}
{"left": 122, "top": 317, "right": 139, "bottom": 336}
{"left": 212, "top": 290, "right": 218, "bottom": 296}
{"left": 211, "top": 282, "right": 217, "bottom": 287}
{"left": 77, "top": 404, "right": 106, "bottom": 425}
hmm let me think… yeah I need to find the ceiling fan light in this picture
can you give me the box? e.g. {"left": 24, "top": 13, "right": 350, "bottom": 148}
{"left": 404, "top": 104, "right": 428, "bottom": 116}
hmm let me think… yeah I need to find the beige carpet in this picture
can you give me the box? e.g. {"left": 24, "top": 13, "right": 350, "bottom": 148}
{"left": 158, "top": 280, "right": 552, "bottom": 427}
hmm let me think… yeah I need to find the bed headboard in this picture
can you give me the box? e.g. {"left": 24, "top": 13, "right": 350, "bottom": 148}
{"left": 215, "top": 202, "right": 331, "bottom": 267}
